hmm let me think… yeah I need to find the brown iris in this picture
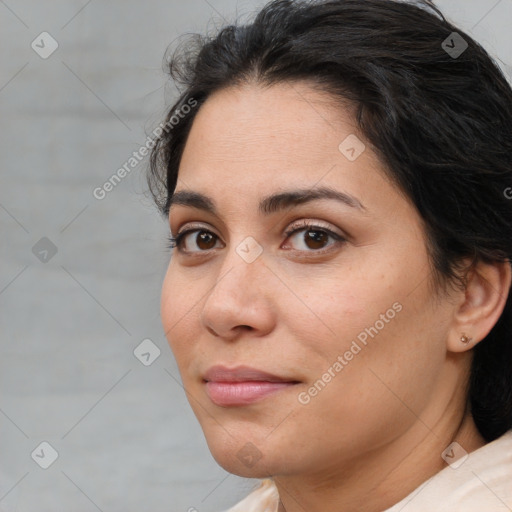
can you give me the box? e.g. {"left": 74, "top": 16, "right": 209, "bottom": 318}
{"left": 196, "top": 231, "right": 217, "bottom": 250}
{"left": 304, "top": 229, "right": 328, "bottom": 250}
{"left": 192, "top": 228, "right": 330, "bottom": 251}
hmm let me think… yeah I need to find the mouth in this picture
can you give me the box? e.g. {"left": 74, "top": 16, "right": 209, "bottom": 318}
{"left": 203, "top": 365, "right": 301, "bottom": 407}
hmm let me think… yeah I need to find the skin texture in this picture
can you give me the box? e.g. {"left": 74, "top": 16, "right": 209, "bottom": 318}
{"left": 160, "top": 81, "right": 511, "bottom": 512}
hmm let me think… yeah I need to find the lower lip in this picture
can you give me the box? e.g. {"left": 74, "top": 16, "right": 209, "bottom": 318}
{"left": 205, "top": 381, "right": 297, "bottom": 406}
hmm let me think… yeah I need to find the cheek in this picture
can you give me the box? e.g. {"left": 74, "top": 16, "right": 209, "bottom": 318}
{"left": 288, "top": 257, "right": 443, "bottom": 395}
{"left": 160, "top": 263, "right": 197, "bottom": 361}
{"left": 296, "top": 274, "right": 445, "bottom": 424}
{"left": 286, "top": 263, "right": 402, "bottom": 360}
{"left": 277, "top": 315, "right": 438, "bottom": 466}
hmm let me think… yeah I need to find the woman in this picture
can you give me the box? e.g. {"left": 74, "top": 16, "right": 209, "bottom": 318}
{"left": 147, "top": 0, "right": 512, "bottom": 510}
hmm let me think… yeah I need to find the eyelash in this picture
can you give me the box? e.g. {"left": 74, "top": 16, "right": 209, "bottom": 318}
{"left": 166, "top": 221, "right": 346, "bottom": 254}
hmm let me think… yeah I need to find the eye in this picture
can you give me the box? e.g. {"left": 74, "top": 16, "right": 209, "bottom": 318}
{"left": 282, "top": 221, "right": 346, "bottom": 253}
{"left": 167, "top": 228, "right": 222, "bottom": 253}
{"left": 167, "top": 221, "right": 346, "bottom": 255}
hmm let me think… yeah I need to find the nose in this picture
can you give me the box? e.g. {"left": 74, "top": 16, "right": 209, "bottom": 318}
{"left": 200, "top": 249, "right": 276, "bottom": 341}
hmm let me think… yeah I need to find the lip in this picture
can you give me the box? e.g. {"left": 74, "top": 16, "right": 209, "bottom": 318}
{"left": 203, "top": 365, "right": 300, "bottom": 407}
{"left": 204, "top": 365, "right": 296, "bottom": 383}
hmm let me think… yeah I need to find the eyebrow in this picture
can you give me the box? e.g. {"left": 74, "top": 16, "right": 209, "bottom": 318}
{"left": 167, "top": 186, "right": 366, "bottom": 217}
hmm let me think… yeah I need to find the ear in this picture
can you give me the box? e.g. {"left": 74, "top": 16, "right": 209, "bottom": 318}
{"left": 447, "top": 259, "right": 511, "bottom": 353}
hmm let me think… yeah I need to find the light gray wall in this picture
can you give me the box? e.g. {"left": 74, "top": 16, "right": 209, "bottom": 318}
{"left": 1, "top": 1, "right": 511, "bottom": 511}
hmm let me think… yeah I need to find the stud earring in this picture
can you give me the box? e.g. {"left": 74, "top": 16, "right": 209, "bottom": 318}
{"left": 460, "top": 333, "right": 472, "bottom": 344}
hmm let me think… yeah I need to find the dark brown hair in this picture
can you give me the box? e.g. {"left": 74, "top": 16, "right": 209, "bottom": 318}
{"left": 148, "top": 0, "right": 512, "bottom": 442}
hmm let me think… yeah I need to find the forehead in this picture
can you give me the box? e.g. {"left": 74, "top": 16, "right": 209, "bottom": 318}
{"left": 180, "top": 83, "right": 377, "bottom": 177}
{"left": 175, "top": 81, "right": 410, "bottom": 222}
{"left": 182, "top": 81, "right": 355, "bottom": 163}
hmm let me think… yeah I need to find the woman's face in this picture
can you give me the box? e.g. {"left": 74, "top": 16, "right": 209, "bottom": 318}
{"left": 161, "top": 81, "right": 458, "bottom": 479}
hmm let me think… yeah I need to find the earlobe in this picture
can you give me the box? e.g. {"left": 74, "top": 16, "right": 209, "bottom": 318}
{"left": 447, "top": 260, "right": 512, "bottom": 353}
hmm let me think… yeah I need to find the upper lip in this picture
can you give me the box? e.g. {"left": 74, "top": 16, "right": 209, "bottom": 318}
{"left": 203, "top": 365, "right": 298, "bottom": 383}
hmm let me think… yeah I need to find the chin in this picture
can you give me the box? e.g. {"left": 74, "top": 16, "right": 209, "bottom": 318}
{"left": 209, "top": 444, "right": 277, "bottom": 478}
{"left": 200, "top": 423, "right": 281, "bottom": 478}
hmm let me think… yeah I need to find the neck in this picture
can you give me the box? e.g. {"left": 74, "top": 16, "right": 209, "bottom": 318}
{"left": 275, "top": 379, "right": 486, "bottom": 512}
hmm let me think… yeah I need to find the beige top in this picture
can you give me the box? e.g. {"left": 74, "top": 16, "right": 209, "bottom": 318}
{"left": 223, "top": 429, "right": 512, "bottom": 512}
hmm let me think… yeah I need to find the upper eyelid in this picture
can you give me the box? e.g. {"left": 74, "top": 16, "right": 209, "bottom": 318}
{"left": 285, "top": 219, "right": 341, "bottom": 234}
{"left": 174, "top": 221, "right": 215, "bottom": 236}
{"left": 174, "top": 219, "right": 341, "bottom": 238}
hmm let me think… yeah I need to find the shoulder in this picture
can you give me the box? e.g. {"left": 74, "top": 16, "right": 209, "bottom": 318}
{"left": 385, "top": 429, "right": 512, "bottom": 512}
{"left": 221, "top": 431, "right": 512, "bottom": 512}
{"left": 222, "top": 479, "right": 279, "bottom": 512}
